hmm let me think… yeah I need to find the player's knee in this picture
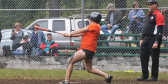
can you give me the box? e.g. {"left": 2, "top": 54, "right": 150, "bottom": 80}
{"left": 67, "top": 58, "right": 70, "bottom": 63}
{"left": 67, "top": 58, "right": 74, "bottom": 64}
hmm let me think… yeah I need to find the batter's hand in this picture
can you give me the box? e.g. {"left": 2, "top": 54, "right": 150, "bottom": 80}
{"left": 139, "top": 40, "right": 143, "bottom": 46}
{"left": 63, "top": 33, "right": 71, "bottom": 37}
{"left": 152, "top": 43, "right": 158, "bottom": 49}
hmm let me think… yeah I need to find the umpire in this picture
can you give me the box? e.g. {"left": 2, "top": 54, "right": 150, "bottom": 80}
{"left": 137, "top": 0, "right": 164, "bottom": 81}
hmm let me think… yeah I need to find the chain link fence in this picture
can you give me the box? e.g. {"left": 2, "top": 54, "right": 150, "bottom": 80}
{"left": 0, "top": 0, "right": 167, "bottom": 72}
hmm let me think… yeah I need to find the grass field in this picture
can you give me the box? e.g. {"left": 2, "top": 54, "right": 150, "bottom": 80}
{"left": 0, "top": 69, "right": 167, "bottom": 84}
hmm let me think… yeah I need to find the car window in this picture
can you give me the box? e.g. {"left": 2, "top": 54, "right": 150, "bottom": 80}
{"left": 36, "top": 21, "right": 48, "bottom": 29}
{"left": 78, "top": 21, "right": 86, "bottom": 28}
{"left": 2, "top": 31, "right": 12, "bottom": 40}
{"left": 52, "top": 20, "right": 65, "bottom": 31}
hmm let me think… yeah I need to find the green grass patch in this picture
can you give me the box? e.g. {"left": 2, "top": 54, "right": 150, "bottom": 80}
{"left": 0, "top": 69, "right": 167, "bottom": 80}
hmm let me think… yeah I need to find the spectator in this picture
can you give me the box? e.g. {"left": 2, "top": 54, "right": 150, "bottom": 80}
{"left": 126, "top": 2, "right": 145, "bottom": 39}
{"left": 162, "top": 9, "right": 168, "bottom": 40}
{"left": 163, "top": 25, "right": 168, "bottom": 40}
{"left": 11, "top": 22, "right": 24, "bottom": 51}
{"left": 161, "top": 9, "right": 168, "bottom": 47}
{"left": 127, "top": 2, "right": 145, "bottom": 47}
{"left": 38, "top": 33, "right": 58, "bottom": 56}
{"left": 100, "top": 3, "right": 123, "bottom": 40}
{"left": 30, "top": 23, "right": 46, "bottom": 56}
{"left": 163, "top": 25, "right": 168, "bottom": 48}
{"left": 11, "top": 35, "right": 33, "bottom": 55}
{"left": 127, "top": 2, "right": 145, "bottom": 33}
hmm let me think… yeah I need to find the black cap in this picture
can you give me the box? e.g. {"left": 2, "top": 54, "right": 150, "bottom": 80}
{"left": 23, "top": 35, "right": 29, "bottom": 39}
{"left": 146, "top": 0, "right": 158, "bottom": 5}
{"left": 47, "top": 33, "right": 52, "bottom": 36}
{"left": 88, "top": 12, "right": 102, "bottom": 24}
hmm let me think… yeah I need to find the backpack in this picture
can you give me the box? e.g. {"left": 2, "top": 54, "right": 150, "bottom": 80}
{"left": 2, "top": 45, "right": 11, "bottom": 56}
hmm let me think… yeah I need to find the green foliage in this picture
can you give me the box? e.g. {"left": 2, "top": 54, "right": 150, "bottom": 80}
{"left": 0, "top": 0, "right": 167, "bottom": 29}
{"left": 0, "top": 0, "right": 47, "bottom": 29}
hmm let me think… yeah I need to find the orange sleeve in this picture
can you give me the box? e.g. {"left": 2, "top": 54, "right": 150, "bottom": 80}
{"left": 87, "top": 24, "right": 98, "bottom": 32}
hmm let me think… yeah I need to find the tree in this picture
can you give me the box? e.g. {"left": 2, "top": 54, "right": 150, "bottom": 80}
{"left": 0, "top": 0, "right": 47, "bottom": 29}
{"left": 49, "top": 0, "right": 60, "bottom": 18}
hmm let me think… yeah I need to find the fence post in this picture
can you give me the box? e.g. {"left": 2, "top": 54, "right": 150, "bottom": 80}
{"left": 81, "top": 0, "right": 84, "bottom": 28}
{"left": 81, "top": 0, "right": 85, "bottom": 70}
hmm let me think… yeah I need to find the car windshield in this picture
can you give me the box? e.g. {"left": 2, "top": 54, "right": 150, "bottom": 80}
{"left": 2, "top": 31, "right": 12, "bottom": 40}
{"left": 52, "top": 20, "right": 65, "bottom": 31}
{"left": 36, "top": 21, "right": 48, "bottom": 29}
{"left": 2, "top": 30, "right": 31, "bottom": 40}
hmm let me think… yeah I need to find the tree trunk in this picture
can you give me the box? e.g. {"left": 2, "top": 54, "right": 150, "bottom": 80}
{"left": 115, "top": 0, "right": 127, "bottom": 16}
{"left": 49, "top": 0, "right": 60, "bottom": 18}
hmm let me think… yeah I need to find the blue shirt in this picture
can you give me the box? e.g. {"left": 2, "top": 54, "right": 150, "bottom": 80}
{"left": 44, "top": 40, "right": 53, "bottom": 52}
{"left": 31, "top": 32, "right": 38, "bottom": 47}
{"left": 110, "top": 12, "right": 114, "bottom": 24}
{"left": 128, "top": 9, "right": 145, "bottom": 22}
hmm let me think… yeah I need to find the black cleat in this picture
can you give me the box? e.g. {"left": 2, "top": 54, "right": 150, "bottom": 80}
{"left": 60, "top": 80, "right": 70, "bottom": 84}
{"left": 137, "top": 76, "right": 148, "bottom": 81}
{"left": 105, "top": 74, "right": 113, "bottom": 83}
{"left": 147, "top": 77, "right": 157, "bottom": 81}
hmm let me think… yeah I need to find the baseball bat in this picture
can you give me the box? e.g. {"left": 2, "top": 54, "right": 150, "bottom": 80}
{"left": 34, "top": 26, "right": 64, "bottom": 35}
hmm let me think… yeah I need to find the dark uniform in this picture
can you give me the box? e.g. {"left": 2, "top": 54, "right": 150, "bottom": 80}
{"left": 140, "top": 9, "right": 164, "bottom": 79}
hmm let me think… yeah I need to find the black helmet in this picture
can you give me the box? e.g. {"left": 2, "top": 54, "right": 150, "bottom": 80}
{"left": 88, "top": 12, "right": 102, "bottom": 24}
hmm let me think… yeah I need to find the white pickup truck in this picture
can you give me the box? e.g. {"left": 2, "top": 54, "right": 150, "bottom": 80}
{"left": 24, "top": 16, "right": 124, "bottom": 49}
{"left": 25, "top": 18, "right": 87, "bottom": 49}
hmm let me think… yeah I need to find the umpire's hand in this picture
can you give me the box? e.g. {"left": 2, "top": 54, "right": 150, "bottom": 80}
{"left": 152, "top": 43, "right": 158, "bottom": 49}
{"left": 139, "top": 40, "right": 143, "bottom": 46}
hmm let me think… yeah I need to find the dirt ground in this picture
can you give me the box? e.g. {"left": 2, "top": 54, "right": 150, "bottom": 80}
{"left": 0, "top": 79, "right": 167, "bottom": 84}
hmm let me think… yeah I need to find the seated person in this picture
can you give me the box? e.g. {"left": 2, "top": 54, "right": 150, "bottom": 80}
{"left": 163, "top": 25, "right": 168, "bottom": 40}
{"left": 38, "top": 33, "right": 58, "bottom": 56}
{"left": 11, "top": 35, "right": 33, "bottom": 55}
{"left": 2, "top": 45, "right": 11, "bottom": 56}
{"left": 163, "top": 25, "right": 168, "bottom": 47}
{"left": 162, "top": 9, "right": 168, "bottom": 47}
{"left": 162, "top": 9, "right": 168, "bottom": 41}
{"left": 126, "top": 2, "right": 145, "bottom": 38}
{"left": 100, "top": 3, "right": 123, "bottom": 40}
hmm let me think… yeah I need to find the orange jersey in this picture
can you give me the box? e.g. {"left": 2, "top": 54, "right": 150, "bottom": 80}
{"left": 80, "top": 23, "right": 100, "bottom": 53}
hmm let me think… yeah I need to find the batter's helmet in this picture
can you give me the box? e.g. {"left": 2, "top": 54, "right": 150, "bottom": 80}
{"left": 88, "top": 12, "right": 102, "bottom": 24}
